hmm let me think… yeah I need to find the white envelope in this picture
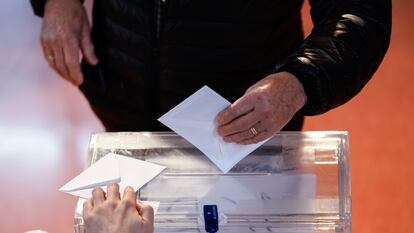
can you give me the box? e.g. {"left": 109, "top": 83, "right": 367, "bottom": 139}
{"left": 59, "top": 153, "right": 166, "bottom": 199}
{"left": 158, "top": 86, "right": 271, "bottom": 173}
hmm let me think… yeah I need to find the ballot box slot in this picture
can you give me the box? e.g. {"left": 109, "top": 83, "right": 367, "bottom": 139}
{"left": 161, "top": 173, "right": 273, "bottom": 176}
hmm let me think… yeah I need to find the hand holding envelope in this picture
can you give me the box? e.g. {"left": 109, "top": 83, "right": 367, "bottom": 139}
{"left": 158, "top": 86, "right": 271, "bottom": 173}
{"left": 61, "top": 86, "right": 270, "bottom": 198}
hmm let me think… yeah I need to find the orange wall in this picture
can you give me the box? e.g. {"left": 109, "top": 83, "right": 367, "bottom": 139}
{"left": 302, "top": 1, "right": 414, "bottom": 232}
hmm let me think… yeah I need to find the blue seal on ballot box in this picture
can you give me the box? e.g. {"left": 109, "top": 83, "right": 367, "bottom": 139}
{"left": 203, "top": 205, "right": 219, "bottom": 233}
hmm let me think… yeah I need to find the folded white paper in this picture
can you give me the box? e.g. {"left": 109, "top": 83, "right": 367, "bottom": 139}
{"left": 60, "top": 153, "right": 121, "bottom": 193}
{"left": 158, "top": 86, "right": 270, "bottom": 173}
{"left": 60, "top": 153, "right": 166, "bottom": 199}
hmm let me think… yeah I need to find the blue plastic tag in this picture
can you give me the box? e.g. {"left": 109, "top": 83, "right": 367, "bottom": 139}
{"left": 203, "top": 205, "right": 219, "bottom": 233}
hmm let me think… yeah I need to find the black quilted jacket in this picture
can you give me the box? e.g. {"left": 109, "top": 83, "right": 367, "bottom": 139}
{"left": 31, "top": 0, "right": 392, "bottom": 131}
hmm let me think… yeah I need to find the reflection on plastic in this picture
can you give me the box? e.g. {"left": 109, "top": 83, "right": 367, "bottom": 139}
{"left": 200, "top": 174, "right": 316, "bottom": 215}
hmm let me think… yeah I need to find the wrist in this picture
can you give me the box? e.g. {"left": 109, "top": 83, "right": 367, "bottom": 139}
{"left": 272, "top": 72, "right": 307, "bottom": 112}
{"left": 45, "top": 0, "right": 81, "bottom": 9}
{"left": 46, "top": 0, "right": 80, "bottom": 3}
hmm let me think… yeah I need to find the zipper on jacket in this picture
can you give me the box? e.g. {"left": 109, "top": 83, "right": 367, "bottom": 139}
{"left": 150, "top": 0, "right": 166, "bottom": 124}
{"left": 153, "top": 0, "right": 166, "bottom": 57}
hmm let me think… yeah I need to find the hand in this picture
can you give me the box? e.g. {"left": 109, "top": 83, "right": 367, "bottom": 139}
{"left": 83, "top": 184, "right": 154, "bottom": 233}
{"left": 216, "top": 72, "right": 307, "bottom": 144}
{"left": 41, "top": 0, "right": 98, "bottom": 86}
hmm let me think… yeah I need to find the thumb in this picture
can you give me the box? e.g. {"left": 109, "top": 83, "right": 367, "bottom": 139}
{"left": 80, "top": 24, "right": 99, "bottom": 65}
{"left": 138, "top": 203, "right": 154, "bottom": 223}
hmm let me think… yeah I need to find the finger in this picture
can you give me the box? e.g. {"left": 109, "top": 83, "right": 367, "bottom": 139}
{"left": 223, "top": 121, "right": 263, "bottom": 143}
{"left": 122, "top": 186, "right": 136, "bottom": 203}
{"left": 139, "top": 204, "right": 154, "bottom": 223}
{"left": 216, "top": 96, "right": 254, "bottom": 126}
{"left": 40, "top": 33, "right": 56, "bottom": 65}
{"left": 121, "top": 186, "right": 137, "bottom": 211}
{"left": 83, "top": 197, "right": 94, "bottom": 214}
{"left": 240, "top": 130, "right": 273, "bottom": 145}
{"left": 63, "top": 38, "right": 83, "bottom": 85}
{"left": 51, "top": 45, "right": 71, "bottom": 80}
{"left": 106, "top": 183, "right": 120, "bottom": 201}
{"left": 40, "top": 41, "right": 56, "bottom": 67}
{"left": 92, "top": 187, "right": 106, "bottom": 205}
{"left": 217, "top": 109, "right": 260, "bottom": 137}
{"left": 80, "top": 24, "right": 98, "bottom": 65}
{"left": 135, "top": 201, "right": 142, "bottom": 212}
{"left": 40, "top": 32, "right": 71, "bottom": 81}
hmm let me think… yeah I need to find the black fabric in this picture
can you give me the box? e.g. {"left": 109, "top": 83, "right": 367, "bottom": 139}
{"left": 31, "top": 0, "right": 391, "bottom": 131}
{"left": 30, "top": 0, "right": 85, "bottom": 16}
{"left": 30, "top": 0, "right": 46, "bottom": 16}
{"left": 274, "top": 0, "right": 392, "bottom": 115}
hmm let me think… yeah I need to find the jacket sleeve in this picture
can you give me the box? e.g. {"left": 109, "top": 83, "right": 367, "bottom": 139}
{"left": 274, "top": 0, "right": 392, "bottom": 115}
{"left": 30, "top": 0, "right": 47, "bottom": 16}
{"left": 30, "top": 0, "right": 84, "bottom": 17}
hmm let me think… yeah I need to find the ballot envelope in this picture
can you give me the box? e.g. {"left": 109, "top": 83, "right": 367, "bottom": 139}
{"left": 73, "top": 131, "right": 351, "bottom": 233}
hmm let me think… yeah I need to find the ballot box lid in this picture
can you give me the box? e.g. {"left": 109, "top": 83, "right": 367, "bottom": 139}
{"left": 74, "top": 131, "right": 351, "bottom": 233}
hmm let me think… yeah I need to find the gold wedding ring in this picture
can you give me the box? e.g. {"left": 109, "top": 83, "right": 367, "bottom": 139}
{"left": 250, "top": 127, "right": 258, "bottom": 136}
{"left": 47, "top": 54, "right": 55, "bottom": 61}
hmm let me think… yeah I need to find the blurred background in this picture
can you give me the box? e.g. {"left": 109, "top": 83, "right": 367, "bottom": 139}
{"left": 0, "top": 0, "right": 412, "bottom": 232}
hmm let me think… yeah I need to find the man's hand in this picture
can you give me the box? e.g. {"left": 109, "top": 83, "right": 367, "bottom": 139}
{"left": 216, "top": 72, "right": 307, "bottom": 144}
{"left": 41, "top": 0, "right": 98, "bottom": 86}
{"left": 83, "top": 184, "right": 154, "bottom": 233}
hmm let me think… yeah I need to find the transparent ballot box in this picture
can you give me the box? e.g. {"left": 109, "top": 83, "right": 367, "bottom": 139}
{"left": 74, "top": 131, "right": 351, "bottom": 233}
